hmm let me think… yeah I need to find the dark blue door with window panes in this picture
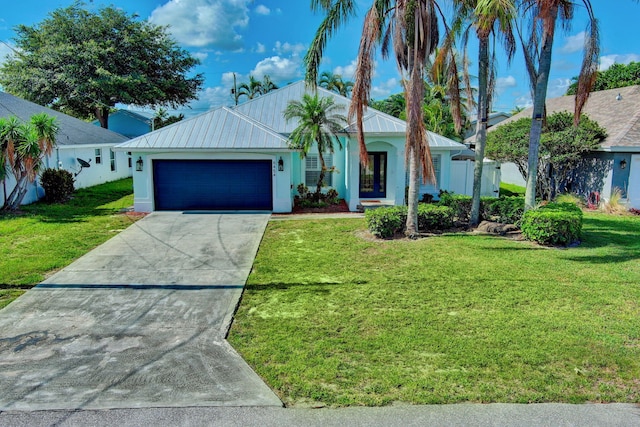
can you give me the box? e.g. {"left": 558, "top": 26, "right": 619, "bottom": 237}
{"left": 153, "top": 159, "right": 273, "bottom": 210}
{"left": 359, "top": 152, "right": 387, "bottom": 198}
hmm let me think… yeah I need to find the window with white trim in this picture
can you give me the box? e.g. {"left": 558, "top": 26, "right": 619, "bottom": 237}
{"left": 95, "top": 148, "right": 102, "bottom": 164}
{"left": 415, "top": 154, "right": 441, "bottom": 194}
{"left": 110, "top": 149, "right": 116, "bottom": 172}
{"left": 305, "top": 153, "right": 333, "bottom": 187}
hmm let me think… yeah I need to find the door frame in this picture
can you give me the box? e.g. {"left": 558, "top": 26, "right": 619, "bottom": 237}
{"left": 359, "top": 151, "right": 387, "bottom": 198}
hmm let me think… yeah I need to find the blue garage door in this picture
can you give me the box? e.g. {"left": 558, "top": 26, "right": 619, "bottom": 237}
{"left": 153, "top": 159, "right": 273, "bottom": 210}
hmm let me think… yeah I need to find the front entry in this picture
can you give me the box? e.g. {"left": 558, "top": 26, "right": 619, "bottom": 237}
{"left": 359, "top": 152, "right": 387, "bottom": 198}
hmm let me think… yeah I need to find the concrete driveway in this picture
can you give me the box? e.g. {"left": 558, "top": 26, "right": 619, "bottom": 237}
{"left": 0, "top": 212, "right": 282, "bottom": 411}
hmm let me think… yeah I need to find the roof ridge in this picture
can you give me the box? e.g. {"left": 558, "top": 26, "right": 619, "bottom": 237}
{"left": 608, "top": 106, "right": 640, "bottom": 145}
{"left": 223, "top": 107, "right": 289, "bottom": 141}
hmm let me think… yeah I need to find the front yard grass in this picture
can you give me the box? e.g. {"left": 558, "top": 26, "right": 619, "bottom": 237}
{"left": 228, "top": 213, "right": 640, "bottom": 406}
{"left": 0, "top": 178, "right": 137, "bottom": 306}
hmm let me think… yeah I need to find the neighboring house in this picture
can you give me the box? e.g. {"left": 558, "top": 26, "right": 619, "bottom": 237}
{"left": 115, "top": 81, "right": 500, "bottom": 213}
{"left": 0, "top": 92, "right": 132, "bottom": 205}
{"left": 493, "top": 85, "right": 640, "bottom": 208}
{"left": 92, "top": 109, "right": 152, "bottom": 139}
{"left": 464, "top": 111, "right": 512, "bottom": 141}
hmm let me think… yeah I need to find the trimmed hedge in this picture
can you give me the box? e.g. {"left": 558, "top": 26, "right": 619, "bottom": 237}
{"left": 365, "top": 206, "right": 407, "bottom": 238}
{"left": 41, "top": 168, "right": 75, "bottom": 203}
{"left": 438, "top": 193, "right": 473, "bottom": 222}
{"left": 417, "top": 204, "right": 454, "bottom": 231}
{"left": 484, "top": 196, "right": 525, "bottom": 225}
{"left": 521, "top": 202, "right": 583, "bottom": 246}
{"left": 365, "top": 204, "right": 455, "bottom": 238}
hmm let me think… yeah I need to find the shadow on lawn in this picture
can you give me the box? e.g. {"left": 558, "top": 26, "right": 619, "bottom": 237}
{"left": 564, "top": 215, "right": 640, "bottom": 264}
{"left": 245, "top": 280, "right": 369, "bottom": 291}
{"left": 15, "top": 181, "right": 133, "bottom": 224}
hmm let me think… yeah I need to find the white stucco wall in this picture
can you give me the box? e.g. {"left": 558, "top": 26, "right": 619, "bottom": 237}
{"left": 130, "top": 151, "right": 292, "bottom": 213}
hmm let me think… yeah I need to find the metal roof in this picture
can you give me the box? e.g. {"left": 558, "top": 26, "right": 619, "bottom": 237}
{"left": 0, "top": 92, "right": 128, "bottom": 146}
{"left": 115, "top": 107, "right": 290, "bottom": 150}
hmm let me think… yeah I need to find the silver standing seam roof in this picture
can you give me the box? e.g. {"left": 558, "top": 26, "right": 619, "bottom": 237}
{"left": 0, "top": 92, "right": 128, "bottom": 146}
{"left": 116, "top": 80, "right": 466, "bottom": 151}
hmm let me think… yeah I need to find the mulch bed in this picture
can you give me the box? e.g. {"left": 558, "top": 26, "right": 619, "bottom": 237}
{"left": 292, "top": 199, "right": 350, "bottom": 214}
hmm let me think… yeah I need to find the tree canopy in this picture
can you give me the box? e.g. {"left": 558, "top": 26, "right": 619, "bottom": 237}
{"left": 486, "top": 111, "right": 606, "bottom": 200}
{"left": 566, "top": 62, "right": 640, "bottom": 95}
{"left": 0, "top": 2, "right": 203, "bottom": 128}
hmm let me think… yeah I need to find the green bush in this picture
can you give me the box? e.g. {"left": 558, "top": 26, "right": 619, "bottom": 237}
{"left": 41, "top": 168, "right": 75, "bottom": 203}
{"left": 484, "top": 196, "right": 525, "bottom": 224}
{"left": 417, "top": 204, "right": 454, "bottom": 231}
{"left": 521, "top": 203, "right": 583, "bottom": 246}
{"left": 365, "top": 206, "right": 407, "bottom": 238}
{"left": 438, "top": 192, "right": 472, "bottom": 222}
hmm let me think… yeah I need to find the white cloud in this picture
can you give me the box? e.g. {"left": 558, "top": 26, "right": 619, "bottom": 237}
{"left": 255, "top": 42, "right": 266, "bottom": 53}
{"left": 560, "top": 31, "right": 585, "bottom": 54}
{"left": 599, "top": 54, "right": 640, "bottom": 71}
{"left": 273, "top": 41, "right": 306, "bottom": 56}
{"left": 192, "top": 51, "right": 209, "bottom": 61}
{"left": 0, "top": 42, "right": 14, "bottom": 66}
{"left": 547, "top": 77, "right": 572, "bottom": 98}
{"left": 149, "top": 0, "right": 250, "bottom": 49}
{"left": 495, "top": 75, "right": 517, "bottom": 95}
{"left": 333, "top": 60, "right": 358, "bottom": 79}
{"left": 254, "top": 4, "right": 270, "bottom": 15}
{"left": 371, "top": 78, "right": 399, "bottom": 99}
{"left": 250, "top": 56, "right": 302, "bottom": 83}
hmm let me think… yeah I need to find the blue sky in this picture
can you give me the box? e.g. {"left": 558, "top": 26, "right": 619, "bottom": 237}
{"left": 0, "top": 0, "right": 639, "bottom": 118}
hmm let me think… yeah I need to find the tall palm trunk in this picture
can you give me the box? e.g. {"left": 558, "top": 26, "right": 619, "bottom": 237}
{"left": 316, "top": 149, "right": 327, "bottom": 201}
{"left": 470, "top": 35, "right": 490, "bottom": 226}
{"left": 524, "top": 5, "right": 557, "bottom": 211}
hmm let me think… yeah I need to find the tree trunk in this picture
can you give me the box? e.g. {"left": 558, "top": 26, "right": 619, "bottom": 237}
{"left": 3, "top": 175, "right": 27, "bottom": 211}
{"left": 470, "top": 36, "right": 490, "bottom": 226}
{"left": 405, "top": 145, "right": 420, "bottom": 237}
{"left": 95, "top": 106, "right": 110, "bottom": 129}
{"left": 525, "top": 6, "right": 557, "bottom": 211}
{"left": 316, "top": 150, "right": 326, "bottom": 201}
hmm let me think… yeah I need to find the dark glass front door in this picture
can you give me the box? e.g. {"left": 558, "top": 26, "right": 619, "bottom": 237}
{"left": 359, "top": 152, "right": 387, "bottom": 198}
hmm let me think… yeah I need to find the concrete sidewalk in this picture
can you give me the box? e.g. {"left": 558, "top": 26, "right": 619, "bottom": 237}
{"left": 1, "top": 403, "right": 639, "bottom": 426}
{"left": 0, "top": 213, "right": 282, "bottom": 411}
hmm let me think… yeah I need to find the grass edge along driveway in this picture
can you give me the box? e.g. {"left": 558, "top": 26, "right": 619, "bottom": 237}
{"left": 228, "top": 213, "right": 640, "bottom": 407}
{"left": 0, "top": 178, "right": 138, "bottom": 308}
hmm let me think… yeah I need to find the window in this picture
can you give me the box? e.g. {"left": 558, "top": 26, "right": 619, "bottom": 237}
{"left": 95, "top": 148, "right": 102, "bottom": 164}
{"left": 305, "top": 154, "right": 333, "bottom": 187}
{"left": 415, "top": 154, "right": 441, "bottom": 195}
{"left": 110, "top": 149, "right": 116, "bottom": 172}
{"left": 127, "top": 152, "right": 132, "bottom": 168}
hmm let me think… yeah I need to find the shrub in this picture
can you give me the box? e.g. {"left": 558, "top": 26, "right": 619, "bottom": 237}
{"left": 417, "top": 204, "right": 454, "bottom": 231}
{"left": 521, "top": 203, "right": 583, "bottom": 246}
{"left": 484, "top": 196, "right": 525, "bottom": 224}
{"left": 365, "top": 206, "right": 407, "bottom": 238}
{"left": 438, "top": 192, "right": 472, "bottom": 222}
{"left": 601, "top": 187, "right": 627, "bottom": 214}
{"left": 41, "top": 168, "right": 75, "bottom": 203}
{"left": 554, "top": 193, "right": 585, "bottom": 208}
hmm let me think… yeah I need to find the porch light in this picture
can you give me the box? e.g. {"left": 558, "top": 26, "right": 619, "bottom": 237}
{"left": 620, "top": 159, "right": 627, "bottom": 170}
{"left": 136, "top": 156, "right": 144, "bottom": 172}
{"left": 278, "top": 156, "right": 284, "bottom": 172}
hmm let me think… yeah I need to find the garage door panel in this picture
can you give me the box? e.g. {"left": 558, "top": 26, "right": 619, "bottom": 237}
{"left": 153, "top": 160, "right": 272, "bottom": 210}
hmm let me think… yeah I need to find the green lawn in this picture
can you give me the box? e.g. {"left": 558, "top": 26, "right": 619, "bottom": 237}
{"left": 228, "top": 213, "right": 640, "bottom": 406}
{"left": 0, "top": 178, "right": 137, "bottom": 307}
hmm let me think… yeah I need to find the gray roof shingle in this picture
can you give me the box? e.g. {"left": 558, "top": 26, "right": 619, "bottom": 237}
{"left": 0, "top": 92, "right": 128, "bottom": 146}
{"left": 494, "top": 85, "right": 640, "bottom": 150}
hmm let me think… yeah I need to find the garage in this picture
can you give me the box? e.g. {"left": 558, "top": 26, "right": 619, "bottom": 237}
{"left": 153, "top": 159, "right": 273, "bottom": 211}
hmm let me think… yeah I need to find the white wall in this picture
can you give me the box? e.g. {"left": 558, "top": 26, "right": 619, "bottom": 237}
{"left": 625, "top": 154, "right": 640, "bottom": 209}
{"left": 499, "top": 162, "right": 526, "bottom": 187}
{"left": 0, "top": 144, "right": 132, "bottom": 206}
{"left": 449, "top": 160, "right": 501, "bottom": 197}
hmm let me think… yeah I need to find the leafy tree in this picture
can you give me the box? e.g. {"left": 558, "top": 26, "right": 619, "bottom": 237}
{"left": 305, "top": 0, "right": 463, "bottom": 237}
{"left": 486, "top": 111, "right": 606, "bottom": 200}
{"left": 566, "top": 61, "right": 640, "bottom": 95}
{"left": 0, "top": 2, "right": 203, "bottom": 129}
{"left": 284, "top": 94, "right": 347, "bottom": 199}
{"left": 318, "top": 71, "right": 354, "bottom": 97}
{"left": 1, "top": 114, "right": 59, "bottom": 210}
{"left": 152, "top": 107, "right": 184, "bottom": 130}
{"left": 517, "top": 0, "right": 599, "bottom": 211}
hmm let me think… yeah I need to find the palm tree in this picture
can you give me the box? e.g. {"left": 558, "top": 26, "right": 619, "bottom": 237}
{"left": 261, "top": 75, "right": 279, "bottom": 94}
{"left": 518, "top": 0, "right": 599, "bottom": 210}
{"left": 305, "top": 0, "right": 463, "bottom": 237}
{"left": 237, "top": 75, "right": 264, "bottom": 101}
{"left": 454, "top": 0, "right": 517, "bottom": 226}
{"left": 284, "top": 93, "right": 347, "bottom": 199}
{"left": 318, "top": 71, "right": 354, "bottom": 97}
{"left": 2, "top": 113, "right": 59, "bottom": 210}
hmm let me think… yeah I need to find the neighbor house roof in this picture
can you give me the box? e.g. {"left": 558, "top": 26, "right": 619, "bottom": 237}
{"left": 0, "top": 92, "right": 128, "bottom": 146}
{"left": 494, "top": 85, "right": 640, "bottom": 150}
{"left": 115, "top": 107, "right": 290, "bottom": 151}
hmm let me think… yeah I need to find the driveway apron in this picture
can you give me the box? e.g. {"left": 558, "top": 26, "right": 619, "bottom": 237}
{"left": 0, "top": 212, "right": 282, "bottom": 411}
